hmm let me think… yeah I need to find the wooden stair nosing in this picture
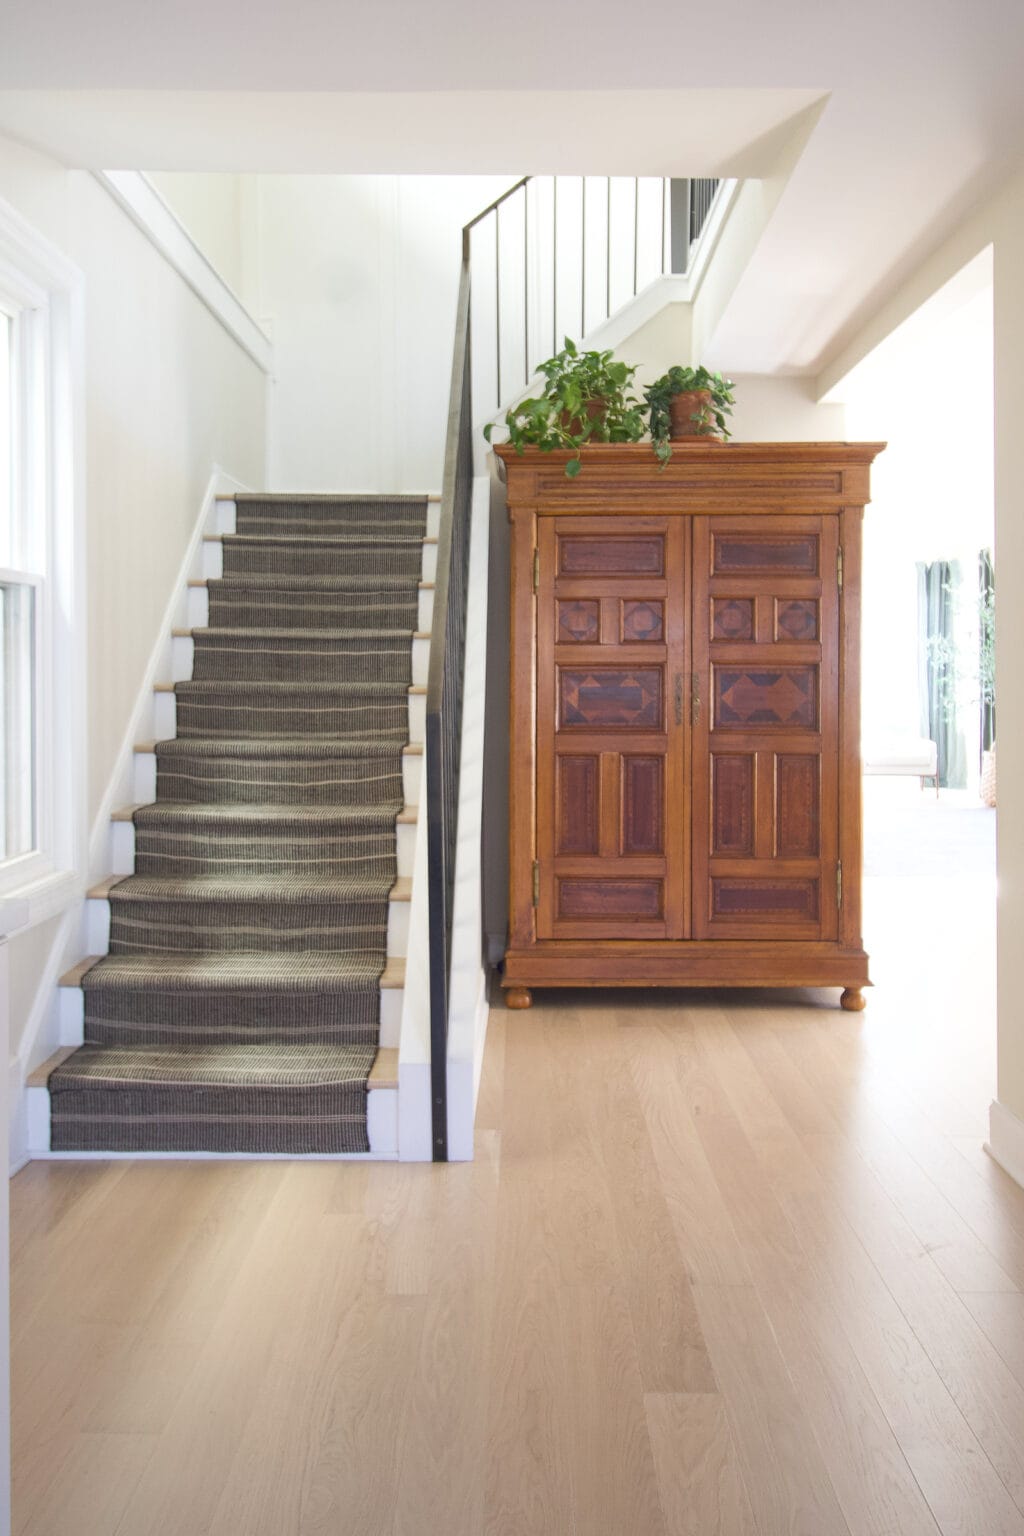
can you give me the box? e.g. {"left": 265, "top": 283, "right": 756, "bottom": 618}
{"left": 29, "top": 1043, "right": 399, "bottom": 1092}
{"left": 134, "top": 739, "right": 423, "bottom": 755}
{"left": 187, "top": 578, "right": 435, "bottom": 589}
{"left": 59, "top": 955, "right": 407, "bottom": 991}
{"left": 202, "top": 534, "right": 438, "bottom": 545}
{"left": 214, "top": 493, "right": 440, "bottom": 503}
{"left": 152, "top": 681, "right": 427, "bottom": 695}
{"left": 111, "top": 802, "right": 418, "bottom": 824}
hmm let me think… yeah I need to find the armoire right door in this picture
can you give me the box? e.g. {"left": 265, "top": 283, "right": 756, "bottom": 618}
{"left": 690, "top": 514, "right": 841, "bottom": 942}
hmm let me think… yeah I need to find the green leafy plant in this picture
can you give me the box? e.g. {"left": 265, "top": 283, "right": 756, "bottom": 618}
{"left": 644, "top": 365, "right": 736, "bottom": 466}
{"left": 483, "top": 338, "right": 645, "bottom": 478}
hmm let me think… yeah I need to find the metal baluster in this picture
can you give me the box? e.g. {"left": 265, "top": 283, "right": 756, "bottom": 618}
{"left": 494, "top": 205, "right": 501, "bottom": 410}
{"left": 552, "top": 176, "right": 558, "bottom": 355}
{"left": 581, "top": 176, "right": 586, "bottom": 339}
{"left": 606, "top": 176, "right": 612, "bottom": 320}
{"left": 523, "top": 182, "right": 529, "bottom": 387}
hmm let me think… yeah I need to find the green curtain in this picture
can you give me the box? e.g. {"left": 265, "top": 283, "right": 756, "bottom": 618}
{"left": 917, "top": 559, "right": 967, "bottom": 788}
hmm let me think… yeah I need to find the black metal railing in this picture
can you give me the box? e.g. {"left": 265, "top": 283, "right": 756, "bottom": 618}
{"left": 425, "top": 246, "right": 473, "bottom": 1161}
{"left": 425, "top": 172, "right": 725, "bottom": 1158}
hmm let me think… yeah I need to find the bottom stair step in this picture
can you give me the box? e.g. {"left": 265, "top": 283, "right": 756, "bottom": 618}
{"left": 47, "top": 1043, "right": 386, "bottom": 1155}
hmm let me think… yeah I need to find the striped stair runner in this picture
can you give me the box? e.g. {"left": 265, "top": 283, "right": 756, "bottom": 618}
{"left": 49, "top": 494, "right": 427, "bottom": 1154}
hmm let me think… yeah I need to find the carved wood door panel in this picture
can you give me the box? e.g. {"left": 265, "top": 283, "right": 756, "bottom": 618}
{"left": 535, "top": 517, "right": 688, "bottom": 940}
{"left": 691, "top": 515, "right": 840, "bottom": 941}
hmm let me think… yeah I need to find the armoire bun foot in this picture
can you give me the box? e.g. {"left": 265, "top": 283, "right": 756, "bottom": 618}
{"left": 505, "top": 988, "right": 533, "bottom": 1010}
{"left": 840, "top": 988, "right": 866, "bottom": 1012}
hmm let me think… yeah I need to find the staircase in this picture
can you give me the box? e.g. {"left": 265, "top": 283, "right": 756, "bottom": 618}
{"left": 32, "top": 492, "right": 437, "bottom": 1158}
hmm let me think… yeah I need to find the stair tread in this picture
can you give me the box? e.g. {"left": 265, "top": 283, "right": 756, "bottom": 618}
{"left": 88, "top": 875, "right": 413, "bottom": 902}
{"left": 48, "top": 1041, "right": 380, "bottom": 1091}
{"left": 60, "top": 953, "right": 408, "bottom": 990}
{"left": 112, "top": 802, "right": 418, "bottom": 824}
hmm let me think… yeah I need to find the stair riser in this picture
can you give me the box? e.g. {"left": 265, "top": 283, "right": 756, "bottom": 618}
{"left": 87, "top": 893, "right": 410, "bottom": 959}
{"left": 58, "top": 979, "right": 402, "bottom": 1048}
{"left": 132, "top": 749, "right": 422, "bottom": 806}
{"left": 171, "top": 635, "right": 428, "bottom": 686}
{"left": 26, "top": 1083, "right": 398, "bottom": 1157}
{"left": 112, "top": 817, "right": 417, "bottom": 878}
{"left": 153, "top": 690, "right": 426, "bottom": 746}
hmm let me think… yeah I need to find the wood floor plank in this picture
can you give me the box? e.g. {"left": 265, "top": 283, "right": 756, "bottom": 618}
{"left": 692, "top": 1282, "right": 853, "bottom": 1536}
{"left": 392, "top": 1133, "right": 500, "bottom": 1536}
{"left": 644, "top": 1394, "right": 757, "bottom": 1536}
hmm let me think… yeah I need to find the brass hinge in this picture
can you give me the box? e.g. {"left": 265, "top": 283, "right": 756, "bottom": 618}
{"left": 533, "top": 549, "right": 540, "bottom": 591}
{"left": 837, "top": 547, "right": 844, "bottom": 591}
{"left": 836, "top": 860, "right": 843, "bottom": 909}
{"left": 532, "top": 860, "right": 540, "bottom": 906}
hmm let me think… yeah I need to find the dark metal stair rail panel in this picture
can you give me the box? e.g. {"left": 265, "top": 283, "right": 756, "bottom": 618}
{"left": 426, "top": 172, "right": 725, "bottom": 1159}
{"left": 426, "top": 244, "right": 473, "bottom": 1160}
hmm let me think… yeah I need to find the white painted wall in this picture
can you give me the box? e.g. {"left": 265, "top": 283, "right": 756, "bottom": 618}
{"left": 255, "top": 174, "right": 511, "bottom": 493}
{"left": 0, "top": 130, "right": 267, "bottom": 1110}
{"left": 814, "top": 159, "right": 1024, "bottom": 1183}
{"left": 836, "top": 267, "right": 993, "bottom": 773}
{"left": 146, "top": 172, "right": 247, "bottom": 299}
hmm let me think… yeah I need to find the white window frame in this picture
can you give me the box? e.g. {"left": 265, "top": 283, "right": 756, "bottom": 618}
{"left": 0, "top": 198, "right": 86, "bottom": 931}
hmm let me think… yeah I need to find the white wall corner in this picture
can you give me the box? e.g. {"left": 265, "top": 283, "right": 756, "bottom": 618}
{"left": 94, "top": 172, "right": 274, "bottom": 375}
{"left": 986, "top": 1099, "right": 1024, "bottom": 1191}
{"left": 87, "top": 464, "right": 249, "bottom": 884}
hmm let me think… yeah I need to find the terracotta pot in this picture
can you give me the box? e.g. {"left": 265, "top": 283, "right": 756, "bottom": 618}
{"left": 669, "top": 388, "right": 722, "bottom": 441}
{"left": 559, "top": 397, "right": 608, "bottom": 438}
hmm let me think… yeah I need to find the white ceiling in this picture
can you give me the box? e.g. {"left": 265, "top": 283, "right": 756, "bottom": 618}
{"left": 1, "top": 0, "right": 1022, "bottom": 378}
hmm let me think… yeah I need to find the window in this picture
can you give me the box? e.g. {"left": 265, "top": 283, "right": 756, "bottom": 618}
{"left": 0, "top": 199, "right": 84, "bottom": 919}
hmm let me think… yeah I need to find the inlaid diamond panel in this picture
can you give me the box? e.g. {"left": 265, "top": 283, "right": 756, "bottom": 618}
{"left": 714, "top": 667, "right": 818, "bottom": 729}
{"left": 775, "top": 599, "right": 819, "bottom": 642}
{"left": 557, "top": 600, "right": 600, "bottom": 644}
{"left": 559, "top": 669, "right": 662, "bottom": 730}
{"left": 621, "top": 600, "right": 664, "bottom": 643}
{"left": 712, "top": 598, "right": 754, "bottom": 641}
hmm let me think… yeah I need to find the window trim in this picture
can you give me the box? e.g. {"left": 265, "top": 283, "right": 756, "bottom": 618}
{"left": 0, "top": 196, "right": 86, "bottom": 930}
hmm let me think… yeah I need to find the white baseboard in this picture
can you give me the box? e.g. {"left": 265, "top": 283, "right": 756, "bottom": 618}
{"left": 986, "top": 1099, "right": 1024, "bottom": 1191}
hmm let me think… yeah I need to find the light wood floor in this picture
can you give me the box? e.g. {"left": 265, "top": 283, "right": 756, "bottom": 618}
{"left": 12, "top": 794, "right": 1024, "bottom": 1536}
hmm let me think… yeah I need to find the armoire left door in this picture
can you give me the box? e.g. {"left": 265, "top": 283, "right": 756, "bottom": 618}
{"left": 534, "top": 515, "right": 690, "bottom": 940}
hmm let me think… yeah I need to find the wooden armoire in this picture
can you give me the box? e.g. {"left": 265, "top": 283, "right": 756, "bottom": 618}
{"left": 495, "top": 440, "right": 884, "bottom": 1011}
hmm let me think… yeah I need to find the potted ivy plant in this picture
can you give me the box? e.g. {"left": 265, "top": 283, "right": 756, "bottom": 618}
{"left": 644, "top": 365, "right": 736, "bottom": 466}
{"left": 484, "top": 338, "right": 646, "bottom": 478}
